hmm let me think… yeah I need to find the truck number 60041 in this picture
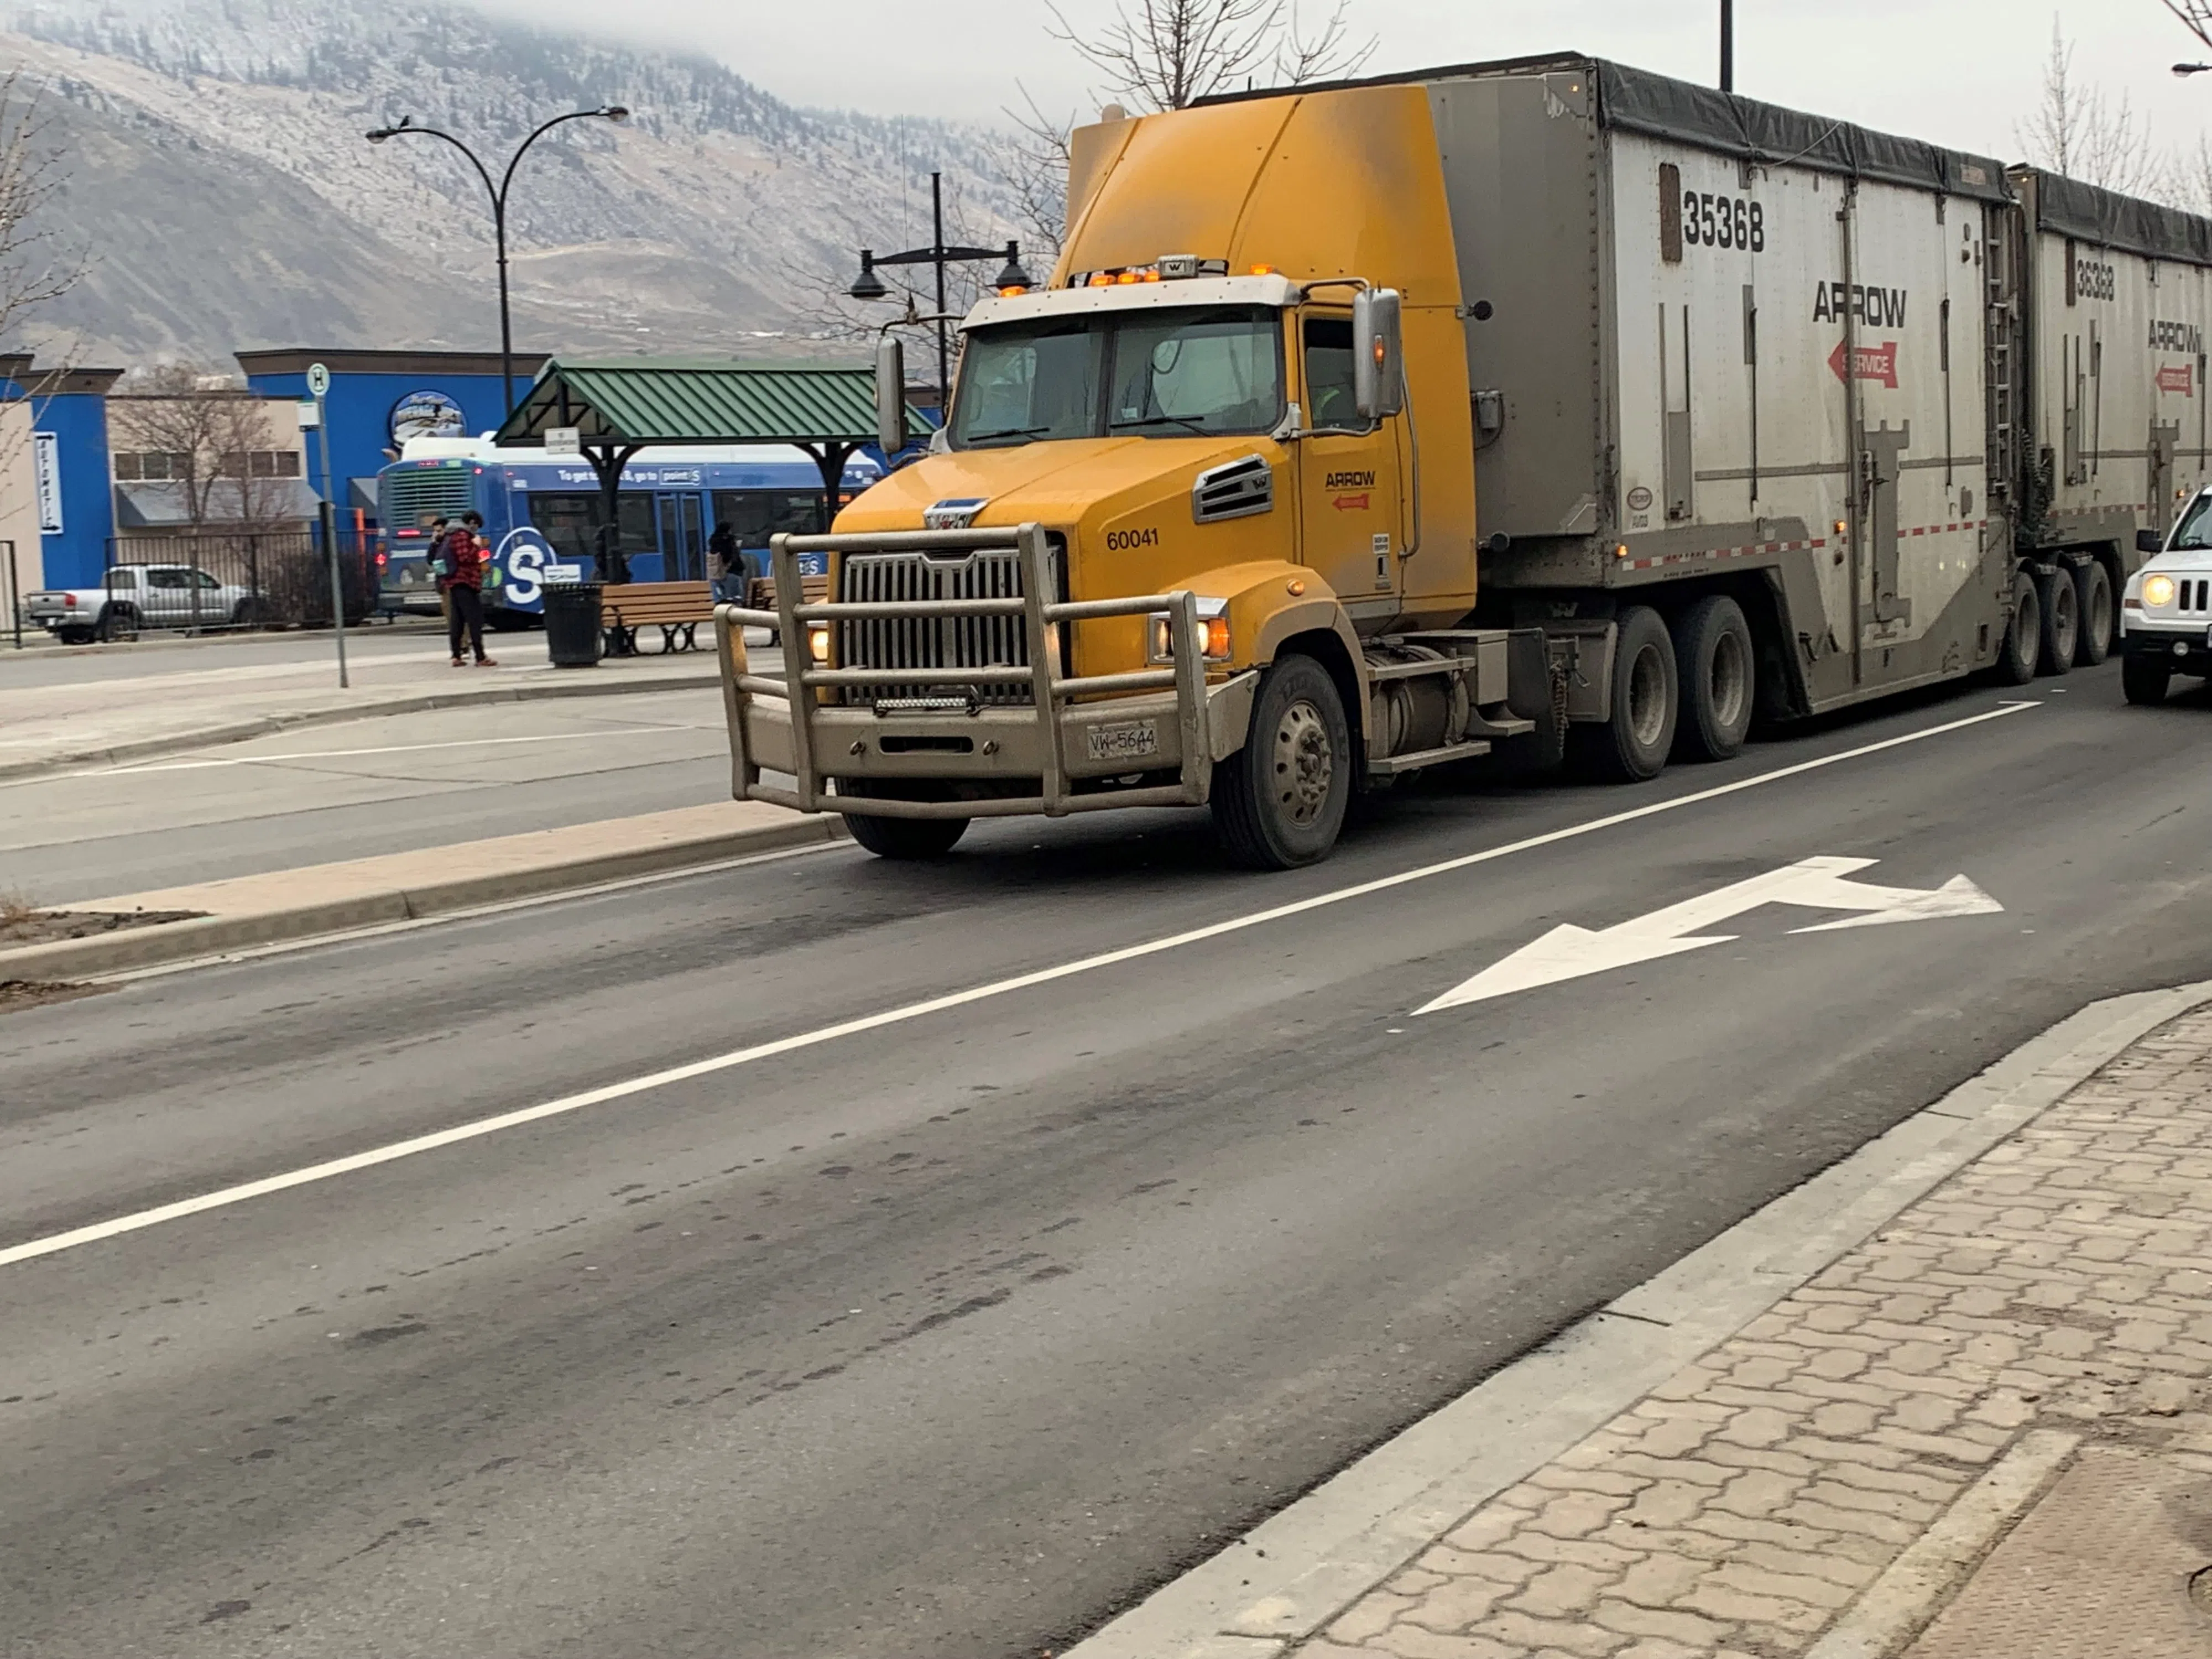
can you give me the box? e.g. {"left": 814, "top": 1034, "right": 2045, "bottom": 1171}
{"left": 1682, "top": 191, "right": 1765, "bottom": 253}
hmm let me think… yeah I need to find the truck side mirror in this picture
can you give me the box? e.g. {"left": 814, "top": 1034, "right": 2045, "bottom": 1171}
{"left": 1354, "top": 288, "right": 1405, "bottom": 420}
{"left": 874, "top": 335, "right": 907, "bottom": 456}
{"left": 2138, "top": 528, "right": 2166, "bottom": 554}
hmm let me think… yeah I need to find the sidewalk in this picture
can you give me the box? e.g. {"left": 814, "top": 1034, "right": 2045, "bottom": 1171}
{"left": 0, "top": 640, "right": 730, "bottom": 780}
{"left": 1282, "top": 1011, "right": 2212, "bottom": 1659}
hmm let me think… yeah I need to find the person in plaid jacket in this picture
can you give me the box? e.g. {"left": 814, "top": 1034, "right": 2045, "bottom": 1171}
{"left": 439, "top": 512, "right": 497, "bottom": 667}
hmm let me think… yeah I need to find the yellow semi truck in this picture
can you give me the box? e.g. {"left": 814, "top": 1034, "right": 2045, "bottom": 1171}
{"left": 719, "top": 55, "right": 2198, "bottom": 867}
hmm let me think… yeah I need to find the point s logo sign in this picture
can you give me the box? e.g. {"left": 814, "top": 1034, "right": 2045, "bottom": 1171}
{"left": 1828, "top": 337, "right": 1900, "bottom": 390}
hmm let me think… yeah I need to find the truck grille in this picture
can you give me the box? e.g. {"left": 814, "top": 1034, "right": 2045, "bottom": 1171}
{"left": 837, "top": 547, "right": 1035, "bottom": 706}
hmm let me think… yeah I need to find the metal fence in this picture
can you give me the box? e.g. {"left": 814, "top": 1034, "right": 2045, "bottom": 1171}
{"left": 102, "top": 532, "right": 379, "bottom": 633}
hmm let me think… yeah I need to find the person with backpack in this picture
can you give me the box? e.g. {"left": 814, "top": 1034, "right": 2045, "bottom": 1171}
{"left": 440, "top": 511, "right": 497, "bottom": 667}
{"left": 707, "top": 518, "right": 744, "bottom": 603}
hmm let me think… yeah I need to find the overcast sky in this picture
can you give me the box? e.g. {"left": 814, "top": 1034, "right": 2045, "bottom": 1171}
{"left": 471, "top": 1, "right": 2212, "bottom": 168}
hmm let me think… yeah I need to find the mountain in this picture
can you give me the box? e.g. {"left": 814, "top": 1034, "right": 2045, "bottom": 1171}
{"left": 1, "top": 0, "right": 1024, "bottom": 366}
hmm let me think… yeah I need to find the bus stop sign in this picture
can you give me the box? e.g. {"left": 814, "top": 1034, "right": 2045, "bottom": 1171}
{"left": 306, "top": 362, "right": 331, "bottom": 398}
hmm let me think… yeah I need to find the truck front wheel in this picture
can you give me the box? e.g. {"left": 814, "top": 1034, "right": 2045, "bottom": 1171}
{"left": 836, "top": 781, "right": 971, "bottom": 860}
{"left": 1212, "top": 653, "right": 1350, "bottom": 870}
{"left": 1572, "top": 605, "right": 1677, "bottom": 782}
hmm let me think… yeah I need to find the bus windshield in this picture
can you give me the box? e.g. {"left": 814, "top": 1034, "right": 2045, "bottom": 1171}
{"left": 950, "top": 306, "right": 1284, "bottom": 450}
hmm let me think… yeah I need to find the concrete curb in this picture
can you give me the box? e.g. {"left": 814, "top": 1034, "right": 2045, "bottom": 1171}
{"left": 0, "top": 813, "right": 841, "bottom": 982}
{"left": 1066, "top": 978, "right": 2212, "bottom": 1659}
{"left": 0, "top": 668, "right": 721, "bottom": 782}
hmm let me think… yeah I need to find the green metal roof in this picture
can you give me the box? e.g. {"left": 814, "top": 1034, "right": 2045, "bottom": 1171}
{"left": 493, "top": 358, "right": 927, "bottom": 448}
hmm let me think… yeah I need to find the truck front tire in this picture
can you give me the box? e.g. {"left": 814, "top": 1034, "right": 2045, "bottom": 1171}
{"left": 836, "top": 781, "right": 971, "bottom": 859}
{"left": 1212, "top": 653, "right": 1350, "bottom": 870}
{"left": 1573, "top": 605, "right": 1676, "bottom": 782}
{"left": 1671, "top": 594, "right": 1754, "bottom": 762}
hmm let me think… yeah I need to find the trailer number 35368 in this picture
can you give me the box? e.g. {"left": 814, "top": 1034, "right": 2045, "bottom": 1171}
{"left": 1682, "top": 192, "right": 1765, "bottom": 253}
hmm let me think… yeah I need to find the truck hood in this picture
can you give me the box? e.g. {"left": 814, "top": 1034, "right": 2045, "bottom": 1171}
{"left": 836, "top": 436, "right": 1264, "bottom": 533}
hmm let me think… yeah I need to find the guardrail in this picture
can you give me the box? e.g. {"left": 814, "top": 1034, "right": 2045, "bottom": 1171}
{"left": 716, "top": 521, "right": 1217, "bottom": 818}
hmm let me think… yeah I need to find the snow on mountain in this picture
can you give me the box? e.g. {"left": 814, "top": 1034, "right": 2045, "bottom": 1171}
{"left": 2, "top": 0, "right": 1022, "bottom": 364}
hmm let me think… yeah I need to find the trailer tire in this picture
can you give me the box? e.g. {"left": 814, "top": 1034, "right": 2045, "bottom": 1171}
{"left": 2072, "top": 560, "right": 2113, "bottom": 665}
{"left": 1571, "top": 605, "right": 1676, "bottom": 782}
{"left": 1670, "top": 594, "right": 1754, "bottom": 762}
{"left": 2122, "top": 652, "right": 2172, "bottom": 706}
{"left": 836, "top": 781, "right": 970, "bottom": 860}
{"left": 2036, "top": 567, "right": 2077, "bottom": 676}
{"left": 1212, "top": 652, "right": 1350, "bottom": 870}
{"left": 1995, "top": 569, "right": 2041, "bottom": 685}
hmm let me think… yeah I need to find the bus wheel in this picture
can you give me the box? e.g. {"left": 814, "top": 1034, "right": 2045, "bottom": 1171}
{"left": 1572, "top": 605, "right": 1676, "bottom": 781}
{"left": 2073, "top": 561, "right": 2113, "bottom": 665}
{"left": 1212, "top": 653, "right": 1350, "bottom": 869}
{"left": 1995, "top": 568, "right": 2041, "bottom": 685}
{"left": 1671, "top": 594, "right": 1754, "bottom": 762}
{"left": 2036, "top": 567, "right": 2077, "bottom": 675}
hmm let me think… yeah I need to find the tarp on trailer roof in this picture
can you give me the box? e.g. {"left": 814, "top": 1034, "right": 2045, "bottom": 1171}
{"left": 1194, "top": 50, "right": 2013, "bottom": 206}
{"left": 2018, "top": 167, "right": 2212, "bottom": 268}
{"left": 493, "top": 359, "right": 928, "bottom": 449}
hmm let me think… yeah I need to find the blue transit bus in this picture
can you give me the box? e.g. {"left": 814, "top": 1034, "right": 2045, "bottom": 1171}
{"left": 373, "top": 438, "right": 882, "bottom": 624}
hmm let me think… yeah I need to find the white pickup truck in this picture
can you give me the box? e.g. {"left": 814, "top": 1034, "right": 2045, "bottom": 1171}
{"left": 25, "top": 564, "right": 263, "bottom": 643}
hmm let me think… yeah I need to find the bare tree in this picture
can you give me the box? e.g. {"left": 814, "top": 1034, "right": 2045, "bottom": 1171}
{"left": 0, "top": 73, "right": 80, "bottom": 349}
{"left": 1003, "top": 1, "right": 1376, "bottom": 258}
{"left": 2017, "top": 17, "right": 2167, "bottom": 197}
{"left": 1046, "top": 0, "right": 1375, "bottom": 114}
{"left": 109, "top": 367, "right": 303, "bottom": 533}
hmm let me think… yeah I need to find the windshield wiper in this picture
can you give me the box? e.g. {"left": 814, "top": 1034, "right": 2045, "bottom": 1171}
{"left": 963, "top": 423, "right": 1053, "bottom": 444}
{"left": 1112, "top": 413, "right": 1212, "bottom": 436}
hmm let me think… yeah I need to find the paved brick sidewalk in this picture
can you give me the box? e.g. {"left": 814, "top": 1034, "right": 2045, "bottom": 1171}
{"left": 1296, "top": 1009, "right": 2212, "bottom": 1659}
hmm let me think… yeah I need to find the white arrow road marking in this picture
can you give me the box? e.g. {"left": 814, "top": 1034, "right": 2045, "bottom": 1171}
{"left": 1416, "top": 855, "right": 2002, "bottom": 1014}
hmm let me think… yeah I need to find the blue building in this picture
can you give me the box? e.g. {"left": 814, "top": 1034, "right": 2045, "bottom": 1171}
{"left": 234, "top": 348, "right": 547, "bottom": 523}
{"left": 0, "top": 356, "right": 124, "bottom": 592}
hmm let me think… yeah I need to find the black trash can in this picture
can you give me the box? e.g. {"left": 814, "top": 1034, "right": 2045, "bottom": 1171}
{"left": 543, "top": 581, "right": 603, "bottom": 667}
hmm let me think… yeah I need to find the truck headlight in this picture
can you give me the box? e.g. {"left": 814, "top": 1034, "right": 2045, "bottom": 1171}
{"left": 807, "top": 621, "right": 832, "bottom": 664}
{"left": 2144, "top": 574, "right": 2177, "bottom": 608}
{"left": 1149, "top": 611, "right": 1230, "bottom": 663}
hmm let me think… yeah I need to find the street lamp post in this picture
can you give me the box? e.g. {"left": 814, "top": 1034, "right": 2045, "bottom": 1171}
{"left": 365, "top": 105, "right": 630, "bottom": 418}
{"left": 848, "top": 171, "right": 1032, "bottom": 421}
{"left": 1720, "top": 0, "right": 1734, "bottom": 92}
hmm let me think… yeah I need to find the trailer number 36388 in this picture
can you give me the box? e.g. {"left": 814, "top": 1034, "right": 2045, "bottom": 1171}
{"left": 1682, "top": 192, "right": 1765, "bottom": 253}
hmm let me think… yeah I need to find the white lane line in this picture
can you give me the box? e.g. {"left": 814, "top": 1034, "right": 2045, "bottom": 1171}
{"left": 85, "top": 728, "right": 704, "bottom": 774}
{"left": 0, "top": 698, "right": 2038, "bottom": 1271}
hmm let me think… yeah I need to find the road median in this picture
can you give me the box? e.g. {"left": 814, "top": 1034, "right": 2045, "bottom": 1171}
{"left": 0, "top": 799, "right": 840, "bottom": 981}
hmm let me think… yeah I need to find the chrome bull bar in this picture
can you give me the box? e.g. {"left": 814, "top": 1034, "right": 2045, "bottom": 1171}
{"left": 715, "top": 522, "right": 1253, "bottom": 820}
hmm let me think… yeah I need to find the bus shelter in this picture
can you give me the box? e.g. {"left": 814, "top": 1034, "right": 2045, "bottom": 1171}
{"left": 492, "top": 359, "right": 926, "bottom": 580}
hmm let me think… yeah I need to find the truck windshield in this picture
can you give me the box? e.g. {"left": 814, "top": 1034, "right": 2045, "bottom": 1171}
{"left": 951, "top": 306, "right": 1282, "bottom": 449}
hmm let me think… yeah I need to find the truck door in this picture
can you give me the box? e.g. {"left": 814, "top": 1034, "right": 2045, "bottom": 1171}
{"left": 1295, "top": 312, "right": 1405, "bottom": 604}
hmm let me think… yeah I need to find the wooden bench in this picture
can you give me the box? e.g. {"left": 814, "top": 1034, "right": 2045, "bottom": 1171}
{"left": 745, "top": 572, "right": 831, "bottom": 643}
{"left": 600, "top": 580, "right": 713, "bottom": 655}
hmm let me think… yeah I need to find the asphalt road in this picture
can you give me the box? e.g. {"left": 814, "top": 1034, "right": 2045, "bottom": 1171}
{"left": 0, "top": 689, "right": 733, "bottom": 902}
{"left": 7, "top": 662, "right": 2212, "bottom": 1659}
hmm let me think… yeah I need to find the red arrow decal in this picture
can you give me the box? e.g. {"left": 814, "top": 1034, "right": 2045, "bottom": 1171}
{"left": 1332, "top": 492, "right": 1370, "bottom": 511}
{"left": 1828, "top": 337, "right": 1900, "bottom": 389}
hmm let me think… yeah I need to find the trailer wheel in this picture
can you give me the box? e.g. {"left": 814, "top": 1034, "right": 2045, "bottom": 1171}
{"left": 1572, "top": 605, "right": 1676, "bottom": 782}
{"left": 1671, "top": 595, "right": 1754, "bottom": 762}
{"left": 836, "top": 781, "right": 970, "bottom": 860}
{"left": 2072, "top": 561, "right": 2113, "bottom": 665}
{"left": 2036, "top": 568, "right": 2077, "bottom": 676}
{"left": 2122, "top": 653, "right": 2172, "bottom": 706}
{"left": 1995, "top": 568, "right": 2041, "bottom": 685}
{"left": 1212, "top": 653, "right": 1350, "bottom": 870}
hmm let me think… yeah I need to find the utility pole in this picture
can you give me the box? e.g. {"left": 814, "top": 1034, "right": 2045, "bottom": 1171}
{"left": 1720, "top": 0, "right": 1735, "bottom": 92}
